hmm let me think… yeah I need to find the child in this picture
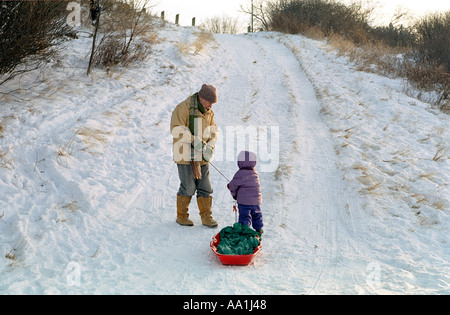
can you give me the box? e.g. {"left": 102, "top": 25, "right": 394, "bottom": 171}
{"left": 227, "top": 151, "right": 263, "bottom": 233}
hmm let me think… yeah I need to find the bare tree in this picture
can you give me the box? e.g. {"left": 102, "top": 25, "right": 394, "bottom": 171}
{"left": 240, "top": 0, "right": 272, "bottom": 31}
{"left": 200, "top": 15, "right": 241, "bottom": 34}
{"left": 87, "top": 0, "right": 105, "bottom": 75}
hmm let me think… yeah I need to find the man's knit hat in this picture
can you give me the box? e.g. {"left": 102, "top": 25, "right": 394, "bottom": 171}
{"left": 198, "top": 84, "right": 218, "bottom": 104}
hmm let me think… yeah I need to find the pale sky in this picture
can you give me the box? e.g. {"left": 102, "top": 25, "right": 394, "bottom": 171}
{"left": 150, "top": 0, "right": 450, "bottom": 30}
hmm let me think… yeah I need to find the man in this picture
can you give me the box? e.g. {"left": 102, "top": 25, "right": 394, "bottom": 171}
{"left": 170, "top": 84, "right": 219, "bottom": 227}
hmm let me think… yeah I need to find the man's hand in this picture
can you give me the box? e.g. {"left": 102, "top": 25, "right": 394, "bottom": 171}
{"left": 203, "top": 142, "right": 214, "bottom": 162}
{"left": 193, "top": 136, "right": 206, "bottom": 152}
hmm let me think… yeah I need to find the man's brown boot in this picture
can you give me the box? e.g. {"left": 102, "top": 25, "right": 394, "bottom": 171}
{"left": 197, "top": 196, "right": 218, "bottom": 228}
{"left": 176, "top": 195, "right": 194, "bottom": 226}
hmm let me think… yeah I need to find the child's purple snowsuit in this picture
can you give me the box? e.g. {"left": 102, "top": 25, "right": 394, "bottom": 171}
{"left": 227, "top": 151, "right": 263, "bottom": 230}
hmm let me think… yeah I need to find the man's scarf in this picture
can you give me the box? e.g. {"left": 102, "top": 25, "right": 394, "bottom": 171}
{"left": 189, "top": 93, "right": 206, "bottom": 179}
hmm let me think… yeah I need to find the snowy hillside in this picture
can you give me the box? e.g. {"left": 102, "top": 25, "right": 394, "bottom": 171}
{"left": 0, "top": 23, "right": 448, "bottom": 294}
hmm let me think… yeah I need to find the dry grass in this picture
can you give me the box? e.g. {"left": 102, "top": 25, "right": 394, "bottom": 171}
{"left": 328, "top": 33, "right": 406, "bottom": 74}
{"left": 241, "top": 114, "right": 252, "bottom": 122}
{"left": 274, "top": 163, "right": 293, "bottom": 181}
{"left": 194, "top": 31, "right": 215, "bottom": 53}
{"left": 352, "top": 164, "right": 367, "bottom": 172}
{"left": 418, "top": 173, "right": 435, "bottom": 180}
{"left": 175, "top": 41, "right": 191, "bottom": 55}
{"left": 366, "top": 182, "right": 382, "bottom": 192}
{"left": 102, "top": 111, "right": 125, "bottom": 127}
{"left": 0, "top": 148, "right": 14, "bottom": 169}
{"left": 326, "top": 32, "right": 449, "bottom": 111}
{"left": 57, "top": 201, "right": 81, "bottom": 223}
{"left": 177, "top": 31, "right": 216, "bottom": 56}
{"left": 62, "top": 201, "right": 80, "bottom": 213}
{"left": 432, "top": 147, "right": 446, "bottom": 161}
{"left": 303, "top": 26, "right": 326, "bottom": 40}
{"left": 5, "top": 250, "right": 16, "bottom": 260}
{"left": 432, "top": 200, "right": 447, "bottom": 211}
{"left": 0, "top": 114, "right": 17, "bottom": 137}
{"left": 5, "top": 239, "right": 26, "bottom": 261}
{"left": 57, "top": 134, "right": 77, "bottom": 158}
{"left": 353, "top": 162, "right": 385, "bottom": 195}
{"left": 327, "top": 33, "right": 356, "bottom": 54}
{"left": 78, "top": 127, "right": 111, "bottom": 146}
{"left": 402, "top": 62, "right": 449, "bottom": 103}
{"left": 57, "top": 126, "right": 111, "bottom": 166}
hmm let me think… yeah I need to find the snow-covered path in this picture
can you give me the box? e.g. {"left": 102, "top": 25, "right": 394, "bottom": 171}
{"left": 1, "top": 25, "right": 448, "bottom": 294}
{"left": 206, "top": 34, "right": 371, "bottom": 294}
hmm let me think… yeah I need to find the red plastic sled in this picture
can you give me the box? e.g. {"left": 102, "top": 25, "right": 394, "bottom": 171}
{"left": 210, "top": 232, "right": 262, "bottom": 266}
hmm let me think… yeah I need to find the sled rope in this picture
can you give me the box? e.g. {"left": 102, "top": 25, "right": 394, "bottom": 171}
{"left": 210, "top": 162, "right": 238, "bottom": 222}
{"left": 210, "top": 162, "right": 231, "bottom": 182}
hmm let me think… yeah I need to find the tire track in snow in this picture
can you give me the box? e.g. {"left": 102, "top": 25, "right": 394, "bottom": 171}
{"left": 208, "top": 34, "right": 328, "bottom": 293}
{"left": 212, "top": 33, "right": 368, "bottom": 294}
{"left": 252, "top": 35, "right": 336, "bottom": 292}
{"left": 276, "top": 33, "right": 373, "bottom": 293}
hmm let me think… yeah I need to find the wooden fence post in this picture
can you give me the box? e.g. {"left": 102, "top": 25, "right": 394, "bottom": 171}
{"left": 192, "top": 17, "right": 196, "bottom": 26}
{"left": 161, "top": 11, "right": 164, "bottom": 20}
{"left": 175, "top": 14, "right": 179, "bottom": 25}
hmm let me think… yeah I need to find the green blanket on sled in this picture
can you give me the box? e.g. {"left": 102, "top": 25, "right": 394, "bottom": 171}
{"left": 217, "top": 223, "right": 261, "bottom": 255}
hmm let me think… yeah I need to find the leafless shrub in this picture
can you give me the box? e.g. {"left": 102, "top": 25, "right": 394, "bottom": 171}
{"left": 90, "top": 0, "right": 156, "bottom": 70}
{"left": 268, "top": 0, "right": 373, "bottom": 43}
{"left": 369, "top": 24, "right": 415, "bottom": 48}
{"left": 401, "top": 60, "right": 448, "bottom": 93}
{"left": 200, "top": 15, "right": 241, "bottom": 34}
{"left": 0, "top": 1, "right": 72, "bottom": 86}
{"left": 414, "top": 11, "right": 450, "bottom": 73}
